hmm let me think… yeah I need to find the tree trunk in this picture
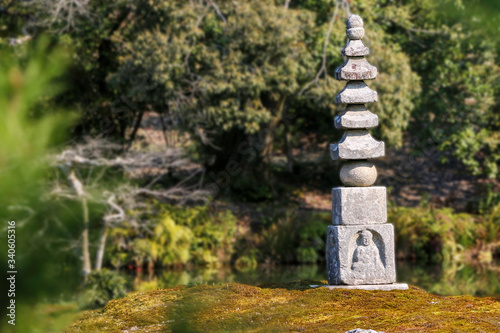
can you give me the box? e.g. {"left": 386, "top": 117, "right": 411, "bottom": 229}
{"left": 283, "top": 105, "right": 294, "bottom": 173}
{"left": 262, "top": 96, "right": 287, "bottom": 184}
{"left": 126, "top": 110, "right": 144, "bottom": 150}
{"left": 95, "top": 222, "right": 109, "bottom": 271}
{"left": 159, "top": 112, "right": 170, "bottom": 148}
{"left": 81, "top": 197, "right": 92, "bottom": 277}
{"left": 68, "top": 170, "right": 92, "bottom": 278}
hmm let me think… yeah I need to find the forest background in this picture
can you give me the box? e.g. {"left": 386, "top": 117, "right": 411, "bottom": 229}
{"left": 1, "top": 0, "right": 500, "bottom": 331}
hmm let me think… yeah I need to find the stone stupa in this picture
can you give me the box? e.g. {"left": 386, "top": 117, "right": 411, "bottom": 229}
{"left": 324, "top": 14, "right": 408, "bottom": 291}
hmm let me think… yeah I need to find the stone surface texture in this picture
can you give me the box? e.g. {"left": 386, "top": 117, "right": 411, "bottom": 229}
{"left": 346, "top": 15, "right": 365, "bottom": 40}
{"left": 335, "top": 110, "right": 378, "bottom": 129}
{"left": 345, "top": 329, "right": 386, "bottom": 333}
{"left": 335, "top": 81, "right": 378, "bottom": 104}
{"left": 335, "top": 104, "right": 378, "bottom": 129}
{"left": 342, "top": 40, "right": 370, "bottom": 57}
{"left": 347, "top": 27, "right": 365, "bottom": 40}
{"left": 335, "top": 58, "right": 377, "bottom": 81}
{"left": 326, "top": 224, "right": 396, "bottom": 285}
{"left": 310, "top": 284, "right": 408, "bottom": 292}
{"left": 340, "top": 161, "right": 377, "bottom": 187}
{"left": 319, "top": 284, "right": 407, "bottom": 292}
{"left": 346, "top": 15, "right": 363, "bottom": 28}
{"left": 327, "top": 15, "right": 404, "bottom": 288}
{"left": 331, "top": 187, "right": 387, "bottom": 225}
{"left": 330, "top": 130, "right": 385, "bottom": 160}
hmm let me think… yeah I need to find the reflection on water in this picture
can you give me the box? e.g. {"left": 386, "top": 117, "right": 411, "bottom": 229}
{"left": 129, "top": 261, "right": 500, "bottom": 297}
{"left": 397, "top": 261, "right": 500, "bottom": 297}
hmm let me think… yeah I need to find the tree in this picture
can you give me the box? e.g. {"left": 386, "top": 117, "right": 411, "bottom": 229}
{"left": 51, "top": 138, "right": 210, "bottom": 276}
{"left": 103, "top": 0, "right": 423, "bottom": 197}
{"left": 5, "top": 0, "right": 498, "bottom": 185}
{"left": 0, "top": 38, "right": 76, "bottom": 333}
{"left": 382, "top": 0, "right": 500, "bottom": 177}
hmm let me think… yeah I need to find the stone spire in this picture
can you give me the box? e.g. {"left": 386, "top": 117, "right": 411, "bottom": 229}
{"left": 325, "top": 15, "right": 407, "bottom": 290}
{"left": 331, "top": 14, "right": 383, "bottom": 186}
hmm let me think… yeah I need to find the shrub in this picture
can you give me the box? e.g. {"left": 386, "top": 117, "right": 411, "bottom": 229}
{"left": 107, "top": 204, "right": 238, "bottom": 268}
{"left": 78, "top": 269, "right": 128, "bottom": 309}
{"left": 160, "top": 205, "right": 238, "bottom": 265}
{"left": 391, "top": 205, "right": 477, "bottom": 263}
{"left": 259, "top": 208, "right": 330, "bottom": 264}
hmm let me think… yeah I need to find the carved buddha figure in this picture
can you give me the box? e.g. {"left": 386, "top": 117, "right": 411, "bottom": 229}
{"left": 351, "top": 229, "right": 385, "bottom": 276}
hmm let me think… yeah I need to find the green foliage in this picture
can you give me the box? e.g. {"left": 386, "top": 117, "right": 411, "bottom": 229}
{"left": 5, "top": 0, "right": 496, "bottom": 181}
{"left": 478, "top": 183, "right": 500, "bottom": 214}
{"left": 0, "top": 38, "right": 77, "bottom": 333}
{"left": 137, "top": 215, "right": 194, "bottom": 266}
{"left": 0, "top": 38, "right": 75, "bottom": 205}
{"left": 384, "top": 0, "right": 500, "bottom": 177}
{"left": 232, "top": 203, "right": 499, "bottom": 266}
{"left": 482, "top": 203, "right": 500, "bottom": 244}
{"left": 20, "top": 0, "right": 422, "bottom": 189}
{"left": 78, "top": 269, "right": 128, "bottom": 309}
{"left": 231, "top": 177, "right": 275, "bottom": 202}
{"left": 234, "top": 249, "right": 259, "bottom": 269}
{"left": 391, "top": 205, "right": 482, "bottom": 264}
{"left": 108, "top": 204, "right": 237, "bottom": 267}
{"left": 258, "top": 209, "right": 330, "bottom": 264}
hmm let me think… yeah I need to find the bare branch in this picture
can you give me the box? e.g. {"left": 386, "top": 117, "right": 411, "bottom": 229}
{"left": 195, "top": 127, "right": 222, "bottom": 150}
{"left": 53, "top": 137, "right": 190, "bottom": 175}
{"left": 103, "top": 194, "right": 125, "bottom": 223}
{"left": 340, "top": 0, "right": 351, "bottom": 20}
{"left": 299, "top": 0, "right": 340, "bottom": 95}
{"left": 68, "top": 170, "right": 86, "bottom": 197}
{"left": 33, "top": 0, "right": 92, "bottom": 32}
{"left": 50, "top": 138, "right": 211, "bottom": 207}
{"left": 406, "top": 27, "right": 443, "bottom": 35}
{"left": 320, "top": 1, "right": 340, "bottom": 81}
{"left": 207, "top": 0, "right": 226, "bottom": 24}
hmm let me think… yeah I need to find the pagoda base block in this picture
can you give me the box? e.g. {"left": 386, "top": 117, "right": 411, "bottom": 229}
{"left": 310, "top": 283, "right": 408, "bottom": 291}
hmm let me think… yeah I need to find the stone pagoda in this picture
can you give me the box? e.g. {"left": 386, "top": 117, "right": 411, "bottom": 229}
{"left": 325, "top": 14, "right": 407, "bottom": 290}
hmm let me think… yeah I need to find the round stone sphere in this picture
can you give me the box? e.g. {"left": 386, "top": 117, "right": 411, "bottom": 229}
{"left": 340, "top": 161, "right": 377, "bottom": 187}
{"left": 346, "top": 27, "right": 365, "bottom": 40}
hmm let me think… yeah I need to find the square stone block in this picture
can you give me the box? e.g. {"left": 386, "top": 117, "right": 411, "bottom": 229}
{"left": 332, "top": 186, "right": 386, "bottom": 225}
{"left": 326, "top": 224, "right": 396, "bottom": 285}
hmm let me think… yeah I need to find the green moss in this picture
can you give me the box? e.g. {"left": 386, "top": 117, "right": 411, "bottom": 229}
{"left": 66, "top": 282, "right": 500, "bottom": 332}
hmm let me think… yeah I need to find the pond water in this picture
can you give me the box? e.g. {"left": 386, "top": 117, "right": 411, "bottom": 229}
{"left": 128, "top": 261, "right": 500, "bottom": 297}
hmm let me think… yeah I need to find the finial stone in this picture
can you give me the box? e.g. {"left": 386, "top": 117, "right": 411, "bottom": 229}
{"left": 347, "top": 15, "right": 364, "bottom": 29}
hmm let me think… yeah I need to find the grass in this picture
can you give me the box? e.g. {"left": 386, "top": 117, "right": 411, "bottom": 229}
{"left": 66, "top": 280, "right": 500, "bottom": 332}
{"left": 1, "top": 303, "right": 80, "bottom": 333}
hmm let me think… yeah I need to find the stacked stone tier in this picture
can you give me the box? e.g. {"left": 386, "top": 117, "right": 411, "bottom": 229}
{"left": 335, "top": 58, "right": 377, "bottom": 81}
{"left": 330, "top": 130, "right": 384, "bottom": 160}
{"left": 335, "top": 81, "right": 377, "bottom": 104}
{"left": 335, "top": 104, "right": 378, "bottom": 129}
{"left": 342, "top": 40, "right": 369, "bottom": 57}
{"left": 331, "top": 14, "right": 384, "bottom": 191}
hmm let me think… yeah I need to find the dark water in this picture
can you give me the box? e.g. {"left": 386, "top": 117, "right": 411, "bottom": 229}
{"left": 129, "top": 261, "right": 500, "bottom": 297}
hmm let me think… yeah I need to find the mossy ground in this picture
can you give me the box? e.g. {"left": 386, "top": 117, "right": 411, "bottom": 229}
{"left": 66, "top": 281, "right": 500, "bottom": 332}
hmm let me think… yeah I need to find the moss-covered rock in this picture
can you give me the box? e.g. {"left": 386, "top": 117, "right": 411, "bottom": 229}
{"left": 66, "top": 281, "right": 500, "bottom": 332}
